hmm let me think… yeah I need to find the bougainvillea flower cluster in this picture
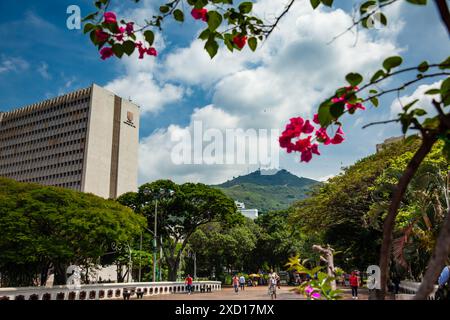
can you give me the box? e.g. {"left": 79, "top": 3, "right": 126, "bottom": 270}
{"left": 191, "top": 7, "right": 247, "bottom": 49}
{"left": 279, "top": 115, "right": 345, "bottom": 163}
{"left": 97, "top": 12, "right": 157, "bottom": 60}
{"left": 332, "top": 86, "right": 366, "bottom": 112}
{"left": 191, "top": 8, "right": 208, "bottom": 21}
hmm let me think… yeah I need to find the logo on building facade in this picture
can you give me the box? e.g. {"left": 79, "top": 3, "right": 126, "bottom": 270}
{"left": 124, "top": 111, "right": 136, "bottom": 128}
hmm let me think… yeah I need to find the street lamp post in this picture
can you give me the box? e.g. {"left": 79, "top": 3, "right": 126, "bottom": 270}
{"left": 142, "top": 187, "right": 174, "bottom": 283}
{"left": 153, "top": 198, "right": 158, "bottom": 283}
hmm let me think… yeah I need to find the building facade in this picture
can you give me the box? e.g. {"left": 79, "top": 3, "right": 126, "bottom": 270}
{"left": 235, "top": 201, "right": 259, "bottom": 220}
{"left": 0, "top": 84, "right": 139, "bottom": 199}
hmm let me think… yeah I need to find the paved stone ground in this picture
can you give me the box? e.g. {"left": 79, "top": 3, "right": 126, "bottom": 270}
{"left": 139, "top": 286, "right": 376, "bottom": 301}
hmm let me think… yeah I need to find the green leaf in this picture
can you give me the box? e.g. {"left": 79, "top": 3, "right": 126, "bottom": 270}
{"left": 330, "top": 102, "right": 345, "bottom": 118}
{"left": 345, "top": 73, "right": 363, "bottom": 86}
{"left": 112, "top": 43, "right": 124, "bottom": 58}
{"left": 248, "top": 37, "right": 257, "bottom": 52}
{"left": 238, "top": 2, "right": 253, "bottom": 14}
{"left": 83, "top": 23, "right": 96, "bottom": 34}
{"left": 425, "top": 89, "right": 440, "bottom": 95}
{"left": 310, "top": 0, "right": 321, "bottom": 9}
{"left": 159, "top": 5, "right": 170, "bottom": 14}
{"left": 123, "top": 40, "right": 135, "bottom": 56}
{"left": 144, "top": 30, "right": 155, "bottom": 46}
{"left": 405, "top": 0, "right": 427, "bottom": 5}
{"left": 383, "top": 56, "right": 403, "bottom": 72}
{"left": 413, "top": 108, "right": 427, "bottom": 116}
{"left": 370, "top": 69, "right": 385, "bottom": 83}
{"left": 173, "top": 9, "right": 184, "bottom": 22}
{"left": 198, "top": 29, "right": 211, "bottom": 40}
{"left": 439, "top": 56, "right": 450, "bottom": 69}
{"left": 318, "top": 101, "right": 333, "bottom": 127}
{"left": 321, "top": 0, "right": 333, "bottom": 7}
{"left": 417, "top": 61, "right": 429, "bottom": 73}
{"left": 207, "top": 11, "right": 222, "bottom": 31}
{"left": 82, "top": 12, "right": 97, "bottom": 22}
{"left": 441, "top": 77, "right": 450, "bottom": 106}
{"left": 403, "top": 99, "right": 419, "bottom": 112}
{"left": 205, "top": 37, "right": 219, "bottom": 59}
{"left": 370, "top": 97, "right": 379, "bottom": 107}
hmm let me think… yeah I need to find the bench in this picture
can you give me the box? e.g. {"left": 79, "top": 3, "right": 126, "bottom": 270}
{"left": 122, "top": 287, "right": 136, "bottom": 300}
{"left": 200, "top": 285, "right": 212, "bottom": 293}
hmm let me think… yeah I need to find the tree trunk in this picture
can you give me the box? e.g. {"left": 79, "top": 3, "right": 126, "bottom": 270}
{"left": 378, "top": 135, "right": 437, "bottom": 299}
{"left": 414, "top": 208, "right": 450, "bottom": 299}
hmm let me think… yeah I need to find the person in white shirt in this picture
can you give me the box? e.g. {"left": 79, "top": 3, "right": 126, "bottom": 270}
{"left": 239, "top": 275, "right": 246, "bottom": 291}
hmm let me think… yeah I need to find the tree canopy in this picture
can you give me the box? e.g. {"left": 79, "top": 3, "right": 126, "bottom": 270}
{"left": 0, "top": 177, "right": 145, "bottom": 287}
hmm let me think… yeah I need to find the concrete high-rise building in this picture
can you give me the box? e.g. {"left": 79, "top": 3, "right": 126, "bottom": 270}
{"left": 0, "top": 84, "right": 140, "bottom": 199}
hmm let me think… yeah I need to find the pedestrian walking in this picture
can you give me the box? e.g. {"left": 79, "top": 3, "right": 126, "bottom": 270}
{"left": 268, "top": 274, "right": 277, "bottom": 300}
{"left": 435, "top": 265, "right": 450, "bottom": 300}
{"left": 185, "top": 274, "right": 193, "bottom": 295}
{"left": 239, "top": 275, "right": 246, "bottom": 291}
{"left": 349, "top": 271, "right": 359, "bottom": 300}
{"left": 232, "top": 275, "right": 240, "bottom": 294}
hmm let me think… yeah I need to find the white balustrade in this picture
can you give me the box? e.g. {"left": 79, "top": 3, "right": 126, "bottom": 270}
{"left": 0, "top": 281, "right": 221, "bottom": 300}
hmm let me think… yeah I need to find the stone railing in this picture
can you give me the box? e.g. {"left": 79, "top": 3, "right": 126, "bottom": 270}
{"left": 397, "top": 280, "right": 438, "bottom": 300}
{"left": 0, "top": 281, "right": 221, "bottom": 300}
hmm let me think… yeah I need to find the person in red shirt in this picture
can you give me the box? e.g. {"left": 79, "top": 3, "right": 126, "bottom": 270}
{"left": 232, "top": 275, "right": 240, "bottom": 294}
{"left": 185, "top": 274, "right": 193, "bottom": 295}
{"left": 349, "top": 271, "right": 359, "bottom": 300}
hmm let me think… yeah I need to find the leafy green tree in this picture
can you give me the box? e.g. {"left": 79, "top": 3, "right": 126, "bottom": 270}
{"left": 117, "top": 180, "right": 240, "bottom": 281}
{"left": 0, "top": 178, "right": 145, "bottom": 287}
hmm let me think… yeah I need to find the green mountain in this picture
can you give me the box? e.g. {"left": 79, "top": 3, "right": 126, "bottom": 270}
{"left": 213, "top": 169, "right": 319, "bottom": 213}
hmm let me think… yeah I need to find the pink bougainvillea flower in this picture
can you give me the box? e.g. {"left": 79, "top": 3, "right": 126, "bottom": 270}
{"left": 305, "top": 286, "right": 314, "bottom": 295}
{"left": 147, "top": 47, "right": 158, "bottom": 57}
{"left": 100, "top": 47, "right": 114, "bottom": 60}
{"left": 311, "top": 143, "right": 320, "bottom": 155}
{"left": 104, "top": 12, "right": 117, "bottom": 24}
{"left": 346, "top": 103, "right": 366, "bottom": 112}
{"left": 191, "top": 8, "right": 208, "bottom": 21}
{"left": 233, "top": 35, "right": 248, "bottom": 49}
{"left": 295, "top": 136, "right": 312, "bottom": 152}
{"left": 313, "top": 113, "right": 320, "bottom": 125}
{"left": 336, "top": 126, "right": 344, "bottom": 135}
{"left": 331, "top": 133, "right": 345, "bottom": 145}
{"left": 331, "top": 96, "right": 345, "bottom": 104}
{"left": 311, "top": 292, "right": 321, "bottom": 300}
{"left": 315, "top": 127, "right": 331, "bottom": 145}
{"left": 95, "top": 29, "right": 109, "bottom": 43}
{"left": 135, "top": 42, "right": 146, "bottom": 59}
{"left": 115, "top": 27, "right": 125, "bottom": 41}
{"left": 301, "top": 149, "right": 313, "bottom": 163}
{"left": 125, "top": 22, "right": 134, "bottom": 35}
{"left": 302, "top": 120, "right": 315, "bottom": 134}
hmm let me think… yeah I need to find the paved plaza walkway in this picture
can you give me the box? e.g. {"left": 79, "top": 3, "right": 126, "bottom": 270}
{"left": 140, "top": 286, "right": 372, "bottom": 301}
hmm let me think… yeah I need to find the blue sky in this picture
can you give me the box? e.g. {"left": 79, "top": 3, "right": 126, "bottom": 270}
{"left": 0, "top": 0, "right": 449, "bottom": 185}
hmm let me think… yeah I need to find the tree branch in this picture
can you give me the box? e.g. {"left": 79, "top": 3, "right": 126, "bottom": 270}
{"left": 414, "top": 206, "right": 450, "bottom": 299}
{"left": 263, "top": 0, "right": 296, "bottom": 39}
{"left": 378, "top": 133, "right": 439, "bottom": 299}
{"left": 362, "top": 119, "right": 400, "bottom": 129}
{"left": 435, "top": 0, "right": 450, "bottom": 36}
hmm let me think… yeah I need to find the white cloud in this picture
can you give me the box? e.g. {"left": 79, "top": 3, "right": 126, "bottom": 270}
{"left": 0, "top": 56, "right": 29, "bottom": 74}
{"left": 135, "top": 0, "right": 406, "bottom": 183}
{"left": 390, "top": 80, "right": 443, "bottom": 118}
{"left": 37, "top": 62, "right": 51, "bottom": 80}
{"left": 106, "top": 72, "right": 184, "bottom": 113}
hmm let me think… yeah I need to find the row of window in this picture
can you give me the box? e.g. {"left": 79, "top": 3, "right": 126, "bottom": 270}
{"left": 0, "top": 128, "right": 87, "bottom": 152}
{"left": 0, "top": 148, "right": 84, "bottom": 168}
{"left": 5, "top": 170, "right": 83, "bottom": 182}
{"left": 0, "top": 146, "right": 84, "bottom": 162}
{"left": 0, "top": 159, "right": 83, "bottom": 175}
{"left": 20, "top": 179, "right": 82, "bottom": 189}
{"left": 0, "top": 116, "right": 88, "bottom": 142}
{"left": 1, "top": 98, "right": 90, "bottom": 126}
